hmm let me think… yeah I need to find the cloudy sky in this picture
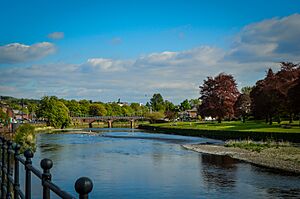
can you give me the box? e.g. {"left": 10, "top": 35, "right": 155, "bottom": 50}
{"left": 1, "top": 0, "right": 300, "bottom": 104}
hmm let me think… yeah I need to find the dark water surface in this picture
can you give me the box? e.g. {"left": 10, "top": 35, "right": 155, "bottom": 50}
{"left": 26, "top": 128, "right": 300, "bottom": 198}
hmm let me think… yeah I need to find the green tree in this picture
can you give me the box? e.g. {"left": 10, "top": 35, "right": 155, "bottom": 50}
{"left": 180, "top": 99, "right": 191, "bottom": 111}
{"left": 189, "top": 99, "right": 201, "bottom": 108}
{"left": 79, "top": 99, "right": 91, "bottom": 116}
{"left": 36, "top": 96, "right": 71, "bottom": 128}
{"left": 89, "top": 103, "right": 107, "bottom": 116}
{"left": 150, "top": 93, "right": 165, "bottom": 111}
{"left": 145, "top": 111, "right": 165, "bottom": 123}
{"left": 14, "top": 124, "right": 36, "bottom": 153}
{"left": 66, "top": 100, "right": 82, "bottom": 116}
{"left": 241, "top": 86, "right": 253, "bottom": 95}
{"left": 0, "top": 109, "right": 9, "bottom": 126}
{"left": 164, "top": 100, "right": 178, "bottom": 120}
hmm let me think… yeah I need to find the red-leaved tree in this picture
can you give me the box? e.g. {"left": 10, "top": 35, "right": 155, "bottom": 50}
{"left": 198, "top": 73, "right": 240, "bottom": 123}
{"left": 251, "top": 62, "right": 300, "bottom": 124}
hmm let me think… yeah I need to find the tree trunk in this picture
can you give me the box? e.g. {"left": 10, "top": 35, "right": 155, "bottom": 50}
{"left": 289, "top": 113, "right": 293, "bottom": 124}
{"left": 277, "top": 115, "right": 281, "bottom": 124}
{"left": 269, "top": 114, "right": 273, "bottom": 125}
{"left": 265, "top": 115, "right": 269, "bottom": 123}
{"left": 218, "top": 117, "right": 221, "bottom": 123}
{"left": 242, "top": 115, "right": 246, "bottom": 123}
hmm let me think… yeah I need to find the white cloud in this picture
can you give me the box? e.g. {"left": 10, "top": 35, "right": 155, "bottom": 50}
{"left": 226, "top": 14, "right": 300, "bottom": 62}
{"left": 1, "top": 14, "right": 300, "bottom": 103}
{"left": 47, "top": 32, "right": 64, "bottom": 40}
{"left": 0, "top": 42, "right": 55, "bottom": 64}
{"left": 85, "top": 58, "right": 129, "bottom": 72}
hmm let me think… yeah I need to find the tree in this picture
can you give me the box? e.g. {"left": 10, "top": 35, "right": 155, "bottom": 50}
{"left": 234, "top": 94, "right": 251, "bottom": 123}
{"left": 241, "top": 86, "right": 253, "bottom": 95}
{"left": 145, "top": 112, "right": 165, "bottom": 123}
{"left": 0, "top": 109, "right": 9, "bottom": 126}
{"left": 198, "top": 73, "right": 240, "bottom": 123}
{"left": 79, "top": 99, "right": 91, "bottom": 116}
{"left": 89, "top": 103, "right": 107, "bottom": 116}
{"left": 250, "top": 69, "right": 285, "bottom": 124}
{"left": 180, "top": 99, "right": 191, "bottom": 111}
{"left": 14, "top": 124, "right": 36, "bottom": 153}
{"left": 287, "top": 78, "right": 300, "bottom": 117}
{"left": 164, "top": 100, "right": 178, "bottom": 120}
{"left": 150, "top": 93, "right": 165, "bottom": 112}
{"left": 65, "top": 100, "right": 82, "bottom": 116}
{"left": 36, "top": 96, "right": 70, "bottom": 128}
{"left": 189, "top": 99, "right": 201, "bottom": 108}
{"left": 250, "top": 63, "right": 300, "bottom": 124}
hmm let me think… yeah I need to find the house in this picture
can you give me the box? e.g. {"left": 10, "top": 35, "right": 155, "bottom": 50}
{"left": 186, "top": 107, "right": 198, "bottom": 118}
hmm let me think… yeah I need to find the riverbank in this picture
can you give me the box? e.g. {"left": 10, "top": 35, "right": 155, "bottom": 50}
{"left": 139, "top": 121, "right": 300, "bottom": 142}
{"left": 182, "top": 144, "right": 300, "bottom": 174}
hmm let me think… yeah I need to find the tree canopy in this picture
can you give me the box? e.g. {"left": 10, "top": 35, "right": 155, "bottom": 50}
{"left": 36, "top": 96, "right": 71, "bottom": 128}
{"left": 250, "top": 62, "right": 300, "bottom": 124}
{"left": 150, "top": 93, "right": 165, "bottom": 112}
{"left": 198, "top": 73, "right": 240, "bottom": 123}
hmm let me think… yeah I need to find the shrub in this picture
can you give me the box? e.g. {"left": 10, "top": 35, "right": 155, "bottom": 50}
{"left": 14, "top": 124, "right": 36, "bottom": 153}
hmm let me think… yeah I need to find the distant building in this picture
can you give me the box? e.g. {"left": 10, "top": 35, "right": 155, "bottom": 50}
{"left": 179, "top": 107, "right": 198, "bottom": 120}
{"left": 186, "top": 107, "right": 198, "bottom": 118}
{"left": 117, "top": 102, "right": 129, "bottom": 107}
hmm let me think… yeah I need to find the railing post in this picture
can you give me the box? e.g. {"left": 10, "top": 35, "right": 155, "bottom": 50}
{"left": 6, "top": 141, "right": 12, "bottom": 199}
{"left": 40, "top": 159, "right": 53, "bottom": 199}
{"left": 24, "top": 150, "right": 33, "bottom": 199}
{"left": 1, "top": 138, "right": 7, "bottom": 199}
{"left": 75, "top": 177, "right": 93, "bottom": 199}
{"left": 13, "top": 144, "right": 20, "bottom": 199}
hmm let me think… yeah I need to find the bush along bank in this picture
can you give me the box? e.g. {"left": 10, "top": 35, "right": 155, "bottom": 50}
{"left": 138, "top": 125, "right": 300, "bottom": 143}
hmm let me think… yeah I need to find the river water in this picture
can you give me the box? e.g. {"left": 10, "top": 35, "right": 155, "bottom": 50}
{"left": 25, "top": 128, "right": 300, "bottom": 198}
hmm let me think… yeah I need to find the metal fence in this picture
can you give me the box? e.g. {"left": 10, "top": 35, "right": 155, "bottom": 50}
{"left": 0, "top": 136, "right": 93, "bottom": 199}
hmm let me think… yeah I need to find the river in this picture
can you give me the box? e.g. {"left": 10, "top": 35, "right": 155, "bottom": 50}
{"left": 24, "top": 128, "right": 300, "bottom": 198}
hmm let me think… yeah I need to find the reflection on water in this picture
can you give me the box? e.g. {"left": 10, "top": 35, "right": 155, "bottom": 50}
{"left": 26, "top": 129, "right": 300, "bottom": 199}
{"left": 201, "top": 154, "right": 237, "bottom": 189}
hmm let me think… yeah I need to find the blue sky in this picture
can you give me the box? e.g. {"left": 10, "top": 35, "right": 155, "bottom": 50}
{"left": 0, "top": 0, "right": 300, "bottom": 103}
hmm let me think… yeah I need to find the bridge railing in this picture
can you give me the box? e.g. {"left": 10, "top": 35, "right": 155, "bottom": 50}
{"left": 0, "top": 136, "right": 93, "bottom": 199}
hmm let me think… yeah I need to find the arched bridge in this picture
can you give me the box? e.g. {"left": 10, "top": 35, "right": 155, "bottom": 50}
{"left": 71, "top": 116, "right": 145, "bottom": 128}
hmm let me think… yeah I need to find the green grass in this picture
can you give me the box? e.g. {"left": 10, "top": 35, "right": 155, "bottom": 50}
{"left": 149, "top": 121, "right": 300, "bottom": 133}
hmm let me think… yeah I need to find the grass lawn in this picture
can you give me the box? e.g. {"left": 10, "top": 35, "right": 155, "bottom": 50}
{"left": 149, "top": 121, "right": 300, "bottom": 133}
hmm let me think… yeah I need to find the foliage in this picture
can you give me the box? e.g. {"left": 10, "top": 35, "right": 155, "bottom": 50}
{"left": 288, "top": 78, "right": 300, "bottom": 115}
{"left": 89, "top": 103, "right": 107, "bottom": 116}
{"left": 164, "top": 100, "right": 178, "bottom": 120}
{"left": 0, "top": 109, "right": 9, "bottom": 126}
{"left": 180, "top": 99, "right": 191, "bottom": 111}
{"left": 65, "top": 100, "right": 82, "bottom": 116}
{"left": 234, "top": 93, "right": 251, "bottom": 123}
{"left": 150, "top": 93, "right": 165, "bottom": 112}
{"left": 198, "top": 73, "right": 240, "bottom": 123}
{"left": 145, "top": 111, "right": 165, "bottom": 123}
{"left": 189, "top": 99, "right": 201, "bottom": 108}
{"left": 14, "top": 124, "right": 36, "bottom": 153}
{"left": 250, "top": 62, "right": 300, "bottom": 124}
{"left": 36, "top": 96, "right": 71, "bottom": 128}
{"left": 241, "top": 86, "right": 253, "bottom": 95}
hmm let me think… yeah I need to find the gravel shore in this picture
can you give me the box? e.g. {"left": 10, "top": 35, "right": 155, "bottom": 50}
{"left": 182, "top": 144, "right": 300, "bottom": 174}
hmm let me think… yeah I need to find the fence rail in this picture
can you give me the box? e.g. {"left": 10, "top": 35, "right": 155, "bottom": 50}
{"left": 0, "top": 136, "right": 93, "bottom": 199}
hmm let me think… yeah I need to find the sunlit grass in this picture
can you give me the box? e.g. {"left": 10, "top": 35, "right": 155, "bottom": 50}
{"left": 150, "top": 120, "right": 300, "bottom": 133}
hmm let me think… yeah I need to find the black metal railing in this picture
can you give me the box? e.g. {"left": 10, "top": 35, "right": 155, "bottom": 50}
{"left": 0, "top": 137, "right": 93, "bottom": 199}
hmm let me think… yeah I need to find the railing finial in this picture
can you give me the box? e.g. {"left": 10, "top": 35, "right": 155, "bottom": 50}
{"left": 24, "top": 149, "right": 34, "bottom": 159}
{"left": 75, "top": 177, "right": 93, "bottom": 199}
